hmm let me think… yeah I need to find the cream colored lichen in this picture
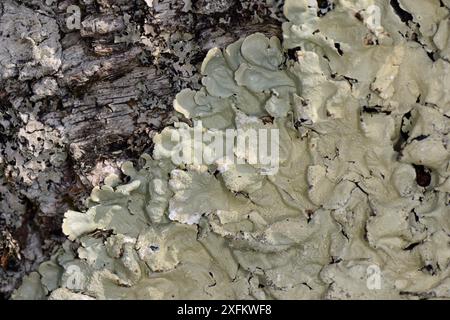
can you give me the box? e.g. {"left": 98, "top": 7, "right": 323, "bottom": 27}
{"left": 13, "top": 0, "right": 450, "bottom": 300}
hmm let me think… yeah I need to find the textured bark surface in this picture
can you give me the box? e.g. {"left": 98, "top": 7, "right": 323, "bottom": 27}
{"left": 0, "top": 0, "right": 284, "bottom": 299}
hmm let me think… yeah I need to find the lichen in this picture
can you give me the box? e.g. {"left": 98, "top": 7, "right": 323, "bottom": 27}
{"left": 13, "top": 0, "right": 450, "bottom": 300}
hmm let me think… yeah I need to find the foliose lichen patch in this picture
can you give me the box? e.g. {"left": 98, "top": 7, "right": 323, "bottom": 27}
{"left": 13, "top": 0, "right": 450, "bottom": 299}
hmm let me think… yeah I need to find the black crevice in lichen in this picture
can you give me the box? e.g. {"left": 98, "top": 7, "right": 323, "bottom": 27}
{"left": 403, "top": 241, "right": 421, "bottom": 251}
{"left": 411, "top": 135, "right": 429, "bottom": 142}
{"left": 394, "top": 111, "right": 412, "bottom": 153}
{"left": 287, "top": 46, "right": 301, "bottom": 60}
{"left": 414, "top": 165, "right": 432, "bottom": 187}
{"left": 329, "top": 256, "right": 342, "bottom": 264}
{"left": 354, "top": 11, "right": 364, "bottom": 22}
{"left": 302, "top": 282, "right": 313, "bottom": 290}
{"left": 420, "top": 264, "right": 438, "bottom": 276}
{"left": 306, "top": 210, "right": 314, "bottom": 223}
{"left": 334, "top": 42, "right": 343, "bottom": 56}
{"left": 426, "top": 50, "right": 437, "bottom": 62}
{"left": 390, "top": 0, "right": 413, "bottom": 24}
{"left": 343, "top": 76, "right": 358, "bottom": 87}
{"left": 316, "top": 0, "right": 335, "bottom": 17}
{"left": 354, "top": 181, "right": 369, "bottom": 197}
{"left": 340, "top": 229, "right": 349, "bottom": 241}
{"left": 404, "top": 28, "right": 438, "bottom": 63}
{"left": 362, "top": 106, "right": 391, "bottom": 115}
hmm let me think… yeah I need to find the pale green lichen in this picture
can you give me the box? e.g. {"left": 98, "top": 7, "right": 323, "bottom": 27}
{"left": 13, "top": 0, "right": 450, "bottom": 300}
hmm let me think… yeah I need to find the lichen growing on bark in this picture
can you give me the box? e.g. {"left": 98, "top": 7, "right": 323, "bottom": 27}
{"left": 11, "top": 0, "right": 450, "bottom": 300}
